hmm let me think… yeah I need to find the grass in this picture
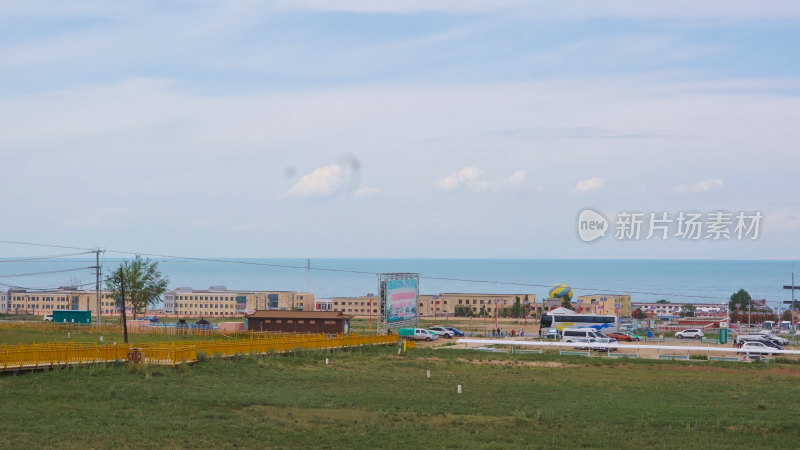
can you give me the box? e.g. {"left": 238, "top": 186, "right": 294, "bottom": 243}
{"left": 1, "top": 346, "right": 800, "bottom": 448}
{"left": 0, "top": 329, "right": 229, "bottom": 346}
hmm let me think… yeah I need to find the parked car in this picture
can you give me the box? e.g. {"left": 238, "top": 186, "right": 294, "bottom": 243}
{"left": 738, "top": 341, "right": 779, "bottom": 357}
{"left": 606, "top": 332, "right": 638, "bottom": 342}
{"left": 444, "top": 327, "right": 465, "bottom": 337}
{"left": 675, "top": 329, "right": 704, "bottom": 339}
{"left": 427, "top": 327, "right": 454, "bottom": 338}
{"left": 42, "top": 313, "right": 53, "bottom": 322}
{"left": 757, "top": 332, "right": 789, "bottom": 346}
{"left": 144, "top": 315, "right": 160, "bottom": 323}
{"left": 561, "top": 328, "right": 617, "bottom": 351}
{"left": 546, "top": 329, "right": 560, "bottom": 339}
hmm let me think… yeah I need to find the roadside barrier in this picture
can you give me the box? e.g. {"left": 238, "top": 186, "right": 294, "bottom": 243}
{"left": 0, "top": 333, "right": 397, "bottom": 372}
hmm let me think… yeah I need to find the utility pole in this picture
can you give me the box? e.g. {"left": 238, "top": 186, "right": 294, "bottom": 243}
{"left": 119, "top": 269, "right": 129, "bottom": 344}
{"left": 94, "top": 249, "right": 102, "bottom": 327}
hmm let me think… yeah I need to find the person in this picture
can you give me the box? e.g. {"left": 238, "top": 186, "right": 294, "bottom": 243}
{"left": 520, "top": 328, "right": 525, "bottom": 337}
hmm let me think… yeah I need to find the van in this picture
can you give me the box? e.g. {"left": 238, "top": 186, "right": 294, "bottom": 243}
{"left": 561, "top": 328, "right": 617, "bottom": 351}
{"left": 42, "top": 313, "right": 53, "bottom": 322}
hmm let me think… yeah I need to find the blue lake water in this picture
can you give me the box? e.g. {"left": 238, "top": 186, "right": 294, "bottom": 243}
{"left": 2, "top": 258, "right": 797, "bottom": 309}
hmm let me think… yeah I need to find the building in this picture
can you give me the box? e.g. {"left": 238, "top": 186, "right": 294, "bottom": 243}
{"left": 328, "top": 295, "right": 380, "bottom": 316}
{"left": 419, "top": 293, "right": 540, "bottom": 318}
{"left": 0, "top": 290, "right": 7, "bottom": 313}
{"left": 163, "top": 287, "right": 315, "bottom": 317}
{"left": 6, "top": 288, "right": 124, "bottom": 317}
{"left": 633, "top": 302, "right": 728, "bottom": 318}
{"left": 244, "top": 310, "right": 353, "bottom": 334}
{"left": 575, "top": 294, "right": 632, "bottom": 317}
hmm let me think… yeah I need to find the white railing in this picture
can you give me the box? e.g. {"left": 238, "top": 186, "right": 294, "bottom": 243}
{"left": 456, "top": 339, "right": 800, "bottom": 356}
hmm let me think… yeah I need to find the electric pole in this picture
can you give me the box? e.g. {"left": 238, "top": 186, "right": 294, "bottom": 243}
{"left": 119, "top": 269, "right": 128, "bottom": 344}
{"left": 94, "top": 249, "right": 102, "bottom": 327}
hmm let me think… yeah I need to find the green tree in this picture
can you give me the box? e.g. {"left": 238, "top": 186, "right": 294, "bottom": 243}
{"left": 729, "top": 289, "right": 753, "bottom": 313}
{"left": 511, "top": 296, "right": 523, "bottom": 318}
{"left": 633, "top": 308, "right": 647, "bottom": 320}
{"left": 561, "top": 297, "right": 573, "bottom": 309}
{"left": 656, "top": 299, "right": 670, "bottom": 304}
{"left": 681, "top": 304, "right": 696, "bottom": 318}
{"left": 783, "top": 310, "right": 793, "bottom": 321}
{"left": 106, "top": 256, "right": 169, "bottom": 321}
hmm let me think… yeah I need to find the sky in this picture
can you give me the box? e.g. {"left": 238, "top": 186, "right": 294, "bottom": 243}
{"left": 1, "top": 1, "right": 799, "bottom": 259}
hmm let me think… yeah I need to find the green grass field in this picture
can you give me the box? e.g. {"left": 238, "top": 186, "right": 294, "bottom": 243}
{"left": 1, "top": 346, "right": 799, "bottom": 448}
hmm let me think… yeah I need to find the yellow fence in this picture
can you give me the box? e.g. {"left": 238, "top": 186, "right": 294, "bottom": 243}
{"left": 0, "top": 342, "right": 197, "bottom": 371}
{"left": 0, "top": 334, "right": 397, "bottom": 371}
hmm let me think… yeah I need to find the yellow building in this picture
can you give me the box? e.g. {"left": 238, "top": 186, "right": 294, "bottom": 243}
{"left": 163, "top": 287, "right": 314, "bottom": 317}
{"left": 574, "top": 294, "right": 632, "bottom": 317}
{"left": 329, "top": 295, "right": 380, "bottom": 316}
{"left": 418, "top": 293, "right": 540, "bottom": 318}
{"left": 6, "top": 288, "right": 128, "bottom": 317}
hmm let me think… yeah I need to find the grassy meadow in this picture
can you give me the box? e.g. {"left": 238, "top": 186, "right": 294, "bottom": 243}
{"left": 1, "top": 345, "right": 799, "bottom": 448}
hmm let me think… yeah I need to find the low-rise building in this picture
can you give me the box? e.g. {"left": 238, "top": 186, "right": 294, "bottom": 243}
{"left": 419, "top": 293, "right": 540, "bottom": 318}
{"left": 6, "top": 288, "right": 128, "bottom": 317}
{"left": 328, "top": 295, "right": 380, "bottom": 316}
{"left": 245, "top": 310, "right": 353, "bottom": 334}
{"left": 632, "top": 302, "right": 728, "bottom": 318}
{"left": 575, "top": 294, "right": 632, "bottom": 317}
{"left": 163, "top": 287, "right": 314, "bottom": 317}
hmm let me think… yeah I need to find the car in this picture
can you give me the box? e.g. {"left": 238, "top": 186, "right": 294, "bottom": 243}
{"left": 444, "top": 327, "right": 465, "bottom": 337}
{"left": 675, "top": 329, "right": 704, "bottom": 339}
{"left": 757, "top": 332, "right": 789, "bottom": 346}
{"left": 561, "top": 328, "right": 617, "bottom": 351}
{"left": 546, "top": 329, "right": 560, "bottom": 339}
{"left": 427, "top": 327, "right": 454, "bottom": 338}
{"left": 738, "top": 341, "right": 779, "bottom": 357}
{"left": 606, "top": 332, "right": 639, "bottom": 342}
{"left": 398, "top": 328, "right": 439, "bottom": 341}
{"left": 144, "top": 315, "right": 160, "bottom": 323}
{"left": 42, "top": 313, "right": 53, "bottom": 322}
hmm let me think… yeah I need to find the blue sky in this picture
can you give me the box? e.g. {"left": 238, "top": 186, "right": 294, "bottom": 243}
{"left": 1, "top": 1, "right": 799, "bottom": 259}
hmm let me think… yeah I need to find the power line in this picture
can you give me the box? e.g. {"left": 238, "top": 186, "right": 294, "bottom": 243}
{"left": 0, "top": 267, "right": 95, "bottom": 279}
{"left": 0, "top": 252, "right": 94, "bottom": 263}
{"left": 0, "top": 238, "right": 755, "bottom": 301}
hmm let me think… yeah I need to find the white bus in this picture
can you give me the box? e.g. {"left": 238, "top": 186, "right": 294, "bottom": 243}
{"left": 539, "top": 313, "right": 618, "bottom": 337}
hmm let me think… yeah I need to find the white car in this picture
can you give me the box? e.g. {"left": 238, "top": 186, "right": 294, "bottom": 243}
{"left": 675, "top": 329, "right": 704, "bottom": 339}
{"left": 428, "top": 327, "right": 455, "bottom": 338}
{"left": 738, "top": 341, "right": 777, "bottom": 357}
{"left": 42, "top": 313, "right": 53, "bottom": 322}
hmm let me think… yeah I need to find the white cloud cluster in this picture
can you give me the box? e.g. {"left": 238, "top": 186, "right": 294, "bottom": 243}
{"left": 287, "top": 164, "right": 344, "bottom": 197}
{"left": 437, "top": 167, "right": 528, "bottom": 192}
{"left": 574, "top": 177, "right": 604, "bottom": 192}
{"left": 673, "top": 178, "right": 724, "bottom": 193}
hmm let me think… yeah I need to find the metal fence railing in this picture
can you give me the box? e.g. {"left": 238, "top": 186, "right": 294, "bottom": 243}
{"left": 0, "top": 333, "right": 397, "bottom": 371}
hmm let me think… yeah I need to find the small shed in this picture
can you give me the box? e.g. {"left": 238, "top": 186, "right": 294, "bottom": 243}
{"left": 52, "top": 310, "right": 92, "bottom": 324}
{"left": 245, "top": 310, "right": 353, "bottom": 334}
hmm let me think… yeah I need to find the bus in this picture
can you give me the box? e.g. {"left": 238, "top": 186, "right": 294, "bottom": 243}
{"left": 761, "top": 321, "right": 775, "bottom": 331}
{"left": 539, "top": 313, "right": 618, "bottom": 337}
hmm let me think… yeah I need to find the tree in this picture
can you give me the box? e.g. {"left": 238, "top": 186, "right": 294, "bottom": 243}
{"left": 106, "top": 255, "right": 169, "bottom": 321}
{"left": 561, "top": 297, "right": 573, "bottom": 309}
{"left": 656, "top": 299, "right": 670, "bottom": 304}
{"left": 511, "top": 296, "right": 524, "bottom": 318}
{"left": 633, "top": 308, "right": 647, "bottom": 320}
{"left": 681, "top": 304, "right": 696, "bottom": 318}
{"left": 729, "top": 289, "right": 753, "bottom": 313}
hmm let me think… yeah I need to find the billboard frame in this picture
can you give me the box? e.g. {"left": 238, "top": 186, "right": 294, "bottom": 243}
{"left": 378, "top": 273, "right": 420, "bottom": 334}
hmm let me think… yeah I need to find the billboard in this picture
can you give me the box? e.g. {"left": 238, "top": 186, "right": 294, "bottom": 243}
{"left": 386, "top": 278, "right": 418, "bottom": 323}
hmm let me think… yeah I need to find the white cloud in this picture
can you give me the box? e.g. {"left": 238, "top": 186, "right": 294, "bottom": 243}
{"left": 575, "top": 177, "right": 604, "bottom": 192}
{"left": 287, "top": 164, "right": 344, "bottom": 197}
{"left": 437, "top": 167, "right": 527, "bottom": 192}
{"left": 673, "top": 179, "right": 724, "bottom": 193}
{"left": 354, "top": 187, "right": 380, "bottom": 197}
{"left": 766, "top": 208, "right": 800, "bottom": 231}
